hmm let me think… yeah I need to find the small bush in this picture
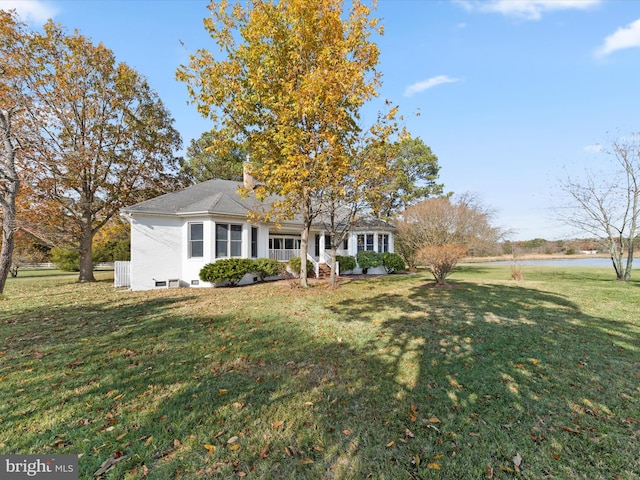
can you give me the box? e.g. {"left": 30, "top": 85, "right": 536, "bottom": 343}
{"left": 356, "top": 250, "right": 382, "bottom": 273}
{"left": 417, "top": 244, "right": 467, "bottom": 285}
{"left": 335, "top": 255, "right": 356, "bottom": 273}
{"left": 94, "top": 239, "right": 131, "bottom": 262}
{"left": 382, "top": 252, "right": 405, "bottom": 273}
{"left": 199, "top": 258, "right": 256, "bottom": 286}
{"left": 254, "top": 258, "right": 284, "bottom": 281}
{"left": 51, "top": 248, "right": 80, "bottom": 272}
{"left": 289, "top": 257, "right": 314, "bottom": 277}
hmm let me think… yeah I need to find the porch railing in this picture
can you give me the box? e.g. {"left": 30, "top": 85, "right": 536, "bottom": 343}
{"left": 269, "top": 249, "right": 300, "bottom": 262}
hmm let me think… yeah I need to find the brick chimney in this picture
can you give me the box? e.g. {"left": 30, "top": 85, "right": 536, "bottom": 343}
{"left": 243, "top": 160, "right": 255, "bottom": 190}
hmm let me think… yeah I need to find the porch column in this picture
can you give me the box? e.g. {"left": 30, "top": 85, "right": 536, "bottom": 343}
{"left": 319, "top": 231, "right": 326, "bottom": 263}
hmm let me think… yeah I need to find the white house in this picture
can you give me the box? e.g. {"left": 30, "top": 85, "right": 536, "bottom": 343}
{"left": 121, "top": 178, "right": 396, "bottom": 291}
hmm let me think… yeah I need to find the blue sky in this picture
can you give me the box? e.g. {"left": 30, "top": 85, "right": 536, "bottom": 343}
{"left": 3, "top": 0, "right": 640, "bottom": 240}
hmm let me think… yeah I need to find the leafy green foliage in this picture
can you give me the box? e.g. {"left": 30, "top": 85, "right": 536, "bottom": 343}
{"left": 365, "top": 136, "right": 444, "bottom": 219}
{"left": 288, "top": 257, "right": 314, "bottom": 276}
{"left": 93, "top": 239, "right": 130, "bottom": 262}
{"left": 356, "top": 250, "right": 383, "bottom": 272}
{"left": 335, "top": 255, "right": 356, "bottom": 273}
{"left": 51, "top": 248, "right": 80, "bottom": 272}
{"left": 199, "top": 259, "right": 257, "bottom": 286}
{"left": 254, "top": 258, "right": 285, "bottom": 281}
{"left": 179, "top": 131, "right": 245, "bottom": 183}
{"left": 382, "top": 252, "right": 405, "bottom": 273}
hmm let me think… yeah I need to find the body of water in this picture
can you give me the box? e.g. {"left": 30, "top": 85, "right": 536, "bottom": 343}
{"left": 481, "top": 257, "right": 637, "bottom": 268}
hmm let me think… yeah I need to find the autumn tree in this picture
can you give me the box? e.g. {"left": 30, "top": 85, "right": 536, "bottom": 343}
{"left": 558, "top": 134, "right": 640, "bottom": 281}
{"left": 395, "top": 194, "right": 503, "bottom": 269}
{"left": 365, "top": 135, "right": 444, "bottom": 219}
{"left": 0, "top": 11, "right": 29, "bottom": 293}
{"left": 178, "top": 0, "right": 389, "bottom": 286}
{"left": 14, "top": 20, "right": 181, "bottom": 282}
{"left": 180, "top": 131, "right": 245, "bottom": 183}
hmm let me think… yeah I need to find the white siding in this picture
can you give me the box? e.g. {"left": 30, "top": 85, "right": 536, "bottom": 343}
{"left": 130, "top": 214, "right": 183, "bottom": 291}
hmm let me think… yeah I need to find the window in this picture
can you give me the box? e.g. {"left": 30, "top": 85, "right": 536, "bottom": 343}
{"left": 357, "top": 234, "right": 374, "bottom": 252}
{"left": 251, "top": 227, "right": 258, "bottom": 258}
{"left": 343, "top": 238, "right": 349, "bottom": 250}
{"left": 378, "top": 234, "right": 389, "bottom": 253}
{"left": 216, "top": 223, "right": 243, "bottom": 258}
{"left": 189, "top": 223, "right": 204, "bottom": 258}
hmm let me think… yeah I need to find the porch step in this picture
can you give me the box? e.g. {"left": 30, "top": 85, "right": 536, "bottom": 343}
{"left": 317, "top": 263, "right": 331, "bottom": 278}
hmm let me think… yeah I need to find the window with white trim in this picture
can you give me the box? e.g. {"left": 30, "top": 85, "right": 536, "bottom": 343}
{"left": 378, "top": 234, "right": 389, "bottom": 253}
{"left": 189, "top": 223, "right": 204, "bottom": 258}
{"left": 216, "top": 223, "right": 243, "bottom": 258}
{"left": 357, "top": 234, "right": 374, "bottom": 252}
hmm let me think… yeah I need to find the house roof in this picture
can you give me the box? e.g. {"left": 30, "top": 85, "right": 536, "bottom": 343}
{"left": 123, "top": 178, "right": 395, "bottom": 231}
{"left": 122, "top": 179, "right": 265, "bottom": 217}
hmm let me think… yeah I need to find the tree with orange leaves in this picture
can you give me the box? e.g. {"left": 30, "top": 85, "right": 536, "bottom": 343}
{"left": 178, "top": 0, "right": 394, "bottom": 286}
{"left": 4, "top": 12, "right": 181, "bottom": 282}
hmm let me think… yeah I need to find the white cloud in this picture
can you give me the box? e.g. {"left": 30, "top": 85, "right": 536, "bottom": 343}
{"left": 457, "top": 0, "right": 600, "bottom": 21}
{"left": 404, "top": 75, "right": 459, "bottom": 97}
{"left": 0, "top": 0, "right": 58, "bottom": 24}
{"left": 583, "top": 144, "right": 603, "bottom": 153}
{"left": 595, "top": 18, "right": 640, "bottom": 57}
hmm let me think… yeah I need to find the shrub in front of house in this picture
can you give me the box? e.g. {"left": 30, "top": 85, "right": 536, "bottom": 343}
{"left": 335, "top": 255, "right": 356, "bottom": 273}
{"left": 356, "top": 250, "right": 383, "bottom": 273}
{"left": 288, "top": 257, "right": 314, "bottom": 277}
{"left": 382, "top": 252, "right": 405, "bottom": 273}
{"left": 254, "top": 258, "right": 284, "bottom": 281}
{"left": 199, "top": 258, "right": 257, "bottom": 286}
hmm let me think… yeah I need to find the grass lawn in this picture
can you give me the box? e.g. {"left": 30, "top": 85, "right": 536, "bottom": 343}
{"left": 0, "top": 266, "right": 638, "bottom": 479}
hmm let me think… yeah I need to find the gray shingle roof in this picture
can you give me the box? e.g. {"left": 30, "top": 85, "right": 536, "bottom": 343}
{"left": 123, "top": 178, "right": 395, "bottom": 231}
{"left": 123, "top": 179, "right": 264, "bottom": 217}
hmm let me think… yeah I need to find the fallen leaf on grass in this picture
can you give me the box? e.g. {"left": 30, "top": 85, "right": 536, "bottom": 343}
{"left": 427, "top": 463, "right": 440, "bottom": 470}
{"left": 204, "top": 444, "right": 216, "bottom": 453}
{"left": 272, "top": 421, "right": 284, "bottom": 429}
{"left": 432, "top": 454, "right": 444, "bottom": 460}
{"left": 561, "top": 426, "right": 581, "bottom": 435}
{"left": 386, "top": 441, "right": 395, "bottom": 447}
{"left": 343, "top": 429, "right": 351, "bottom": 436}
{"left": 227, "top": 436, "right": 239, "bottom": 444}
{"left": 144, "top": 436, "right": 153, "bottom": 446}
{"left": 428, "top": 417, "right": 441, "bottom": 423}
{"left": 218, "top": 389, "right": 228, "bottom": 396}
{"left": 93, "top": 452, "right": 125, "bottom": 477}
{"left": 405, "top": 429, "right": 415, "bottom": 438}
{"left": 299, "top": 458, "right": 314, "bottom": 464}
{"left": 259, "top": 443, "right": 269, "bottom": 458}
{"left": 513, "top": 453, "right": 522, "bottom": 472}
{"left": 551, "top": 452, "right": 560, "bottom": 460}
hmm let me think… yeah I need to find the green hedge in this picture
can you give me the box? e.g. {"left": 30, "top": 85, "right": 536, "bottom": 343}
{"left": 356, "top": 250, "right": 383, "bottom": 272}
{"left": 382, "top": 252, "right": 405, "bottom": 273}
{"left": 289, "top": 257, "right": 314, "bottom": 276}
{"left": 199, "top": 258, "right": 257, "bottom": 286}
{"left": 254, "top": 258, "right": 285, "bottom": 281}
{"left": 335, "top": 255, "right": 356, "bottom": 273}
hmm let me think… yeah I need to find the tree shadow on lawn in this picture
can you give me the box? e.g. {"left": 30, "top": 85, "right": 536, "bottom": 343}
{"left": 2, "top": 286, "right": 442, "bottom": 478}
{"left": 327, "top": 276, "right": 640, "bottom": 478}
{"left": 2, "top": 277, "right": 639, "bottom": 479}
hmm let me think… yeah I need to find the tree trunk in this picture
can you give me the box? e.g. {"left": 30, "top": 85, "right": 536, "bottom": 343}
{"left": 299, "top": 221, "right": 310, "bottom": 288}
{"left": 0, "top": 108, "right": 20, "bottom": 294}
{"left": 0, "top": 193, "right": 17, "bottom": 294}
{"left": 78, "top": 217, "right": 96, "bottom": 282}
{"left": 623, "top": 242, "right": 634, "bottom": 282}
{"left": 329, "top": 245, "right": 338, "bottom": 286}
